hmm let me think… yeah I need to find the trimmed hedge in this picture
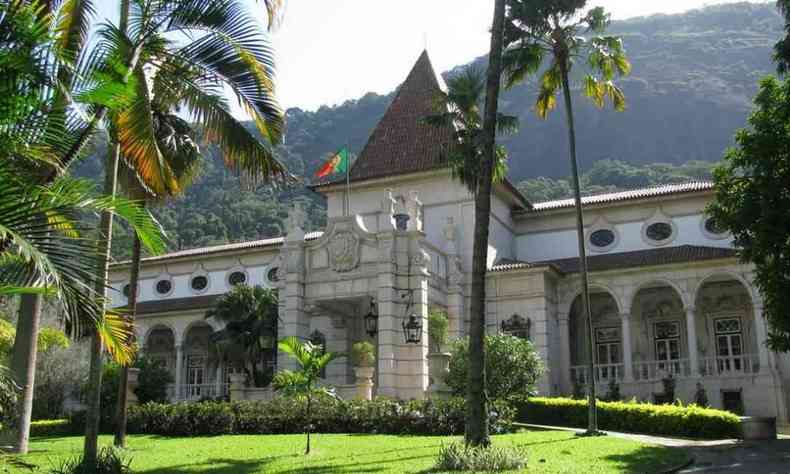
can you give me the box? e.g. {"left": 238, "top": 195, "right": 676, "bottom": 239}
{"left": 30, "top": 419, "right": 72, "bottom": 437}
{"left": 61, "top": 397, "right": 515, "bottom": 437}
{"left": 516, "top": 397, "right": 741, "bottom": 439}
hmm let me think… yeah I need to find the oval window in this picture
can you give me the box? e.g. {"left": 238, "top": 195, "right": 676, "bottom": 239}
{"left": 267, "top": 267, "right": 280, "bottom": 283}
{"left": 646, "top": 222, "right": 673, "bottom": 242}
{"left": 704, "top": 217, "right": 726, "bottom": 236}
{"left": 155, "top": 279, "right": 172, "bottom": 295}
{"left": 589, "top": 229, "right": 615, "bottom": 249}
{"left": 122, "top": 284, "right": 131, "bottom": 298}
{"left": 191, "top": 275, "right": 208, "bottom": 291}
{"left": 229, "top": 271, "right": 247, "bottom": 286}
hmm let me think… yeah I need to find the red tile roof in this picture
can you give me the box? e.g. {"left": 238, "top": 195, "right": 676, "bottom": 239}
{"left": 525, "top": 182, "right": 714, "bottom": 213}
{"left": 490, "top": 245, "right": 736, "bottom": 273}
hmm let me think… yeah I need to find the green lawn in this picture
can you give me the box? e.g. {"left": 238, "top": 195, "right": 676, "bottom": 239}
{"left": 1, "top": 430, "right": 689, "bottom": 473}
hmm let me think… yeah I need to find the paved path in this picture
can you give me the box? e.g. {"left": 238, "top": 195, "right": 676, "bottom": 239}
{"left": 520, "top": 424, "right": 790, "bottom": 473}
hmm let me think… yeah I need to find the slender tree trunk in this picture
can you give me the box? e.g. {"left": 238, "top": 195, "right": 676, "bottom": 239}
{"left": 466, "top": 0, "right": 506, "bottom": 448}
{"left": 305, "top": 393, "right": 311, "bottom": 455}
{"left": 83, "top": 141, "right": 121, "bottom": 463}
{"left": 114, "top": 232, "right": 141, "bottom": 448}
{"left": 85, "top": 2, "right": 130, "bottom": 463}
{"left": 559, "top": 59, "right": 597, "bottom": 434}
{"left": 9, "top": 295, "right": 41, "bottom": 454}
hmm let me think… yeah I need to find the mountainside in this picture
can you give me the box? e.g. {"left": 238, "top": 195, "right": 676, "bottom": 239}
{"left": 76, "top": 2, "right": 784, "bottom": 258}
{"left": 284, "top": 2, "right": 781, "bottom": 179}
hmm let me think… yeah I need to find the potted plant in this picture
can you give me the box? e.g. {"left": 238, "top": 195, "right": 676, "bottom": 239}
{"left": 427, "top": 310, "right": 451, "bottom": 397}
{"left": 351, "top": 341, "right": 375, "bottom": 400}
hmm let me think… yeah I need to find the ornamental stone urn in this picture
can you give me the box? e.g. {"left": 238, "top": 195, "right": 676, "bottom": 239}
{"left": 229, "top": 373, "right": 247, "bottom": 402}
{"left": 427, "top": 352, "right": 452, "bottom": 399}
{"left": 352, "top": 341, "right": 376, "bottom": 401}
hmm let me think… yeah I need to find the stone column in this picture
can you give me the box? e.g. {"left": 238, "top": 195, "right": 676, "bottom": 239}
{"left": 685, "top": 306, "right": 700, "bottom": 377}
{"left": 557, "top": 313, "right": 571, "bottom": 394}
{"left": 174, "top": 344, "right": 183, "bottom": 401}
{"left": 279, "top": 208, "right": 307, "bottom": 371}
{"left": 376, "top": 231, "right": 399, "bottom": 398}
{"left": 215, "top": 360, "right": 223, "bottom": 398}
{"left": 621, "top": 311, "right": 633, "bottom": 382}
{"left": 229, "top": 373, "right": 246, "bottom": 402}
{"left": 753, "top": 303, "right": 772, "bottom": 373}
{"left": 444, "top": 217, "right": 465, "bottom": 340}
{"left": 404, "top": 239, "right": 430, "bottom": 400}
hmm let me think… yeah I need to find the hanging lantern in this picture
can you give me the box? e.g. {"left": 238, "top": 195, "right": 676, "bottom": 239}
{"left": 364, "top": 300, "right": 378, "bottom": 337}
{"left": 402, "top": 313, "right": 423, "bottom": 344}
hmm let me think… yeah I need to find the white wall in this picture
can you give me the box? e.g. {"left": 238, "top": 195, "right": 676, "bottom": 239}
{"left": 109, "top": 260, "right": 280, "bottom": 308}
{"left": 516, "top": 197, "right": 733, "bottom": 263}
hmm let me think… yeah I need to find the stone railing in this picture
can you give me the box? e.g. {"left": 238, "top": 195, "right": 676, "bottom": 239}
{"left": 633, "top": 359, "right": 690, "bottom": 381}
{"left": 700, "top": 354, "right": 758, "bottom": 376}
{"left": 570, "top": 363, "right": 623, "bottom": 384}
{"left": 421, "top": 241, "right": 448, "bottom": 283}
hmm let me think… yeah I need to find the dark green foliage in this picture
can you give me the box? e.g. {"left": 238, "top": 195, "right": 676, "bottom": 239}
{"left": 695, "top": 383, "right": 710, "bottom": 408}
{"left": 0, "top": 364, "right": 19, "bottom": 432}
{"left": 49, "top": 447, "right": 131, "bottom": 474}
{"left": 64, "top": 397, "right": 515, "bottom": 437}
{"left": 707, "top": 76, "right": 790, "bottom": 351}
{"left": 445, "top": 334, "right": 544, "bottom": 402}
{"left": 516, "top": 397, "right": 741, "bottom": 439}
{"left": 133, "top": 357, "right": 174, "bottom": 404}
{"left": 206, "top": 285, "right": 278, "bottom": 387}
{"left": 602, "top": 379, "right": 620, "bottom": 402}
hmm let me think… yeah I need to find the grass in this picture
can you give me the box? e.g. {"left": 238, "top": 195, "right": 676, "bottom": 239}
{"left": 0, "top": 430, "right": 689, "bottom": 473}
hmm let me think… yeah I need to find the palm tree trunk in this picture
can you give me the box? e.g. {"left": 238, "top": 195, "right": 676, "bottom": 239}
{"left": 114, "top": 231, "right": 141, "bottom": 448}
{"left": 84, "top": 2, "right": 129, "bottom": 462}
{"left": 83, "top": 140, "right": 121, "bottom": 463}
{"left": 9, "top": 294, "right": 41, "bottom": 454}
{"left": 558, "top": 58, "right": 598, "bottom": 434}
{"left": 466, "top": 0, "right": 506, "bottom": 448}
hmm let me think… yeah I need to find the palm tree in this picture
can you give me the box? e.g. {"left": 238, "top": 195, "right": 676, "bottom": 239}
{"left": 502, "top": 0, "right": 630, "bottom": 434}
{"left": 206, "top": 285, "right": 279, "bottom": 388}
{"left": 273, "top": 336, "right": 342, "bottom": 455}
{"left": 75, "top": 0, "right": 290, "bottom": 461}
{"left": 114, "top": 111, "right": 201, "bottom": 448}
{"left": 423, "top": 1, "right": 514, "bottom": 446}
{"left": 0, "top": 0, "right": 166, "bottom": 454}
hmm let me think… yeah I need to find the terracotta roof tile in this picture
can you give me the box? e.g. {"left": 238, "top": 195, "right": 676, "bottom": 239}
{"left": 318, "top": 50, "right": 455, "bottom": 185}
{"left": 526, "top": 182, "right": 714, "bottom": 213}
{"left": 490, "top": 245, "right": 736, "bottom": 273}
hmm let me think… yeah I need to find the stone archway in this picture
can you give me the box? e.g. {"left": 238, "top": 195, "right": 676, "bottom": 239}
{"left": 630, "top": 283, "right": 687, "bottom": 381}
{"left": 568, "top": 291, "right": 622, "bottom": 387}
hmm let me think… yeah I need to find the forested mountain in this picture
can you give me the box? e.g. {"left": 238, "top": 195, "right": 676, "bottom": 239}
{"left": 74, "top": 2, "right": 782, "bottom": 258}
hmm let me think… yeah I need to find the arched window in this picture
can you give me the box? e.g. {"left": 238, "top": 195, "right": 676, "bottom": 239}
{"left": 309, "top": 330, "right": 327, "bottom": 378}
{"left": 501, "top": 314, "right": 531, "bottom": 340}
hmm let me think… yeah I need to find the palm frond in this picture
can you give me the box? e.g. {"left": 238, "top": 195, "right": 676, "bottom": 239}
{"left": 502, "top": 42, "right": 545, "bottom": 89}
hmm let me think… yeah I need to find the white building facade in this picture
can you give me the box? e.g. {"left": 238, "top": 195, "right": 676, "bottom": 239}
{"left": 109, "top": 51, "right": 789, "bottom": 421}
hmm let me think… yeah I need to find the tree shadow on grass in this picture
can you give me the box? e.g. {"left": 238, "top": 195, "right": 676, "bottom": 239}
{"left": 604, "top": 445, "right": 690, "bottom": 473}
{"left": 136, "top": 458, "right": 278, "bottom": 474}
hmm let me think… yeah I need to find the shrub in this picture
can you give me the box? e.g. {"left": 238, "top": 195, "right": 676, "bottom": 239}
{"left": 446, "top": 334, "right": 544, "bottom": 401}
{"left": 96, "top": 397, "right": 516, "bottom": 437}
{"left": 30, "top": 419, "right": 71, "bottom": 437}
{"left": 0, "top": 364, "right": 19, "bottom": 431}
{"left": 428, "top": 309, "right": 449, "bottom": 352}
{"left": 351, "top": 341, "right": 375, "bottom": 367}
{"left": 516, "top": 397, "right": 741, "bottom": 439}
{"left": 33, "top": 342, "right": 88, "bottom": 420}
{"left": 49, "top": 447, "right": 131, "bottom": 474}
{"left": 434, "top": 442, "right": 527, "bottom": 472}
{"left": 134, "top": 356, "right": 174, "bottom": 404}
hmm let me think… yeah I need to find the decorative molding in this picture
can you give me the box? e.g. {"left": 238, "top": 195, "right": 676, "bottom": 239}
{"left": 329, "top": 231, "right": 360, "bottom": 272}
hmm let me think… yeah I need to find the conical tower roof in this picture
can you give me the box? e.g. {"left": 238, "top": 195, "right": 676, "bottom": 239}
{"left": 347, "top": 50, "right": 454, "bottom": 182}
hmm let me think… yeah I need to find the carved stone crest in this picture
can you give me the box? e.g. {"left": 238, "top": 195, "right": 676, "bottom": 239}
{"left": 329, "top": 231, "right": 359, "bottom": 272}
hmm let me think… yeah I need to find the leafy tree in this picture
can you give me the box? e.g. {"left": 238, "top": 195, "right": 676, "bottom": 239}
{"left": 446, "top": 335, "right": 544, "bottom": 402}
{"left": 503, "top": 0, "right": 630, "bottom": 434}
{"left": 775, "top": 1, "right": 790, "bottom": 74}
{"left": 73, "top": 0, "right": 290, "bottom": 459}
{"left": 707, "top": 76, "right": 790, "bottom": 352}
{"left": 206, "top": 285, "right": 279, "bottom": 387}
{"left": 133, "top": 356, "right": 174, "bottom": 404}
{"left": 37, "top": 327, "right": 70, "bottom": 354}
{"left": 273, "top": 336, "right": 342, "bottom": 455}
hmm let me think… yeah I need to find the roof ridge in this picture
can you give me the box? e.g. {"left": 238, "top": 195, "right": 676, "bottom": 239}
{"left": 529, "top": 181, "right": 714, "bottom": 212}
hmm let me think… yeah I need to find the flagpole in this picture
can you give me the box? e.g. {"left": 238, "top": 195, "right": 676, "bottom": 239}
{"left": 345, "top": 143, "right": 351, "bottom": 217}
